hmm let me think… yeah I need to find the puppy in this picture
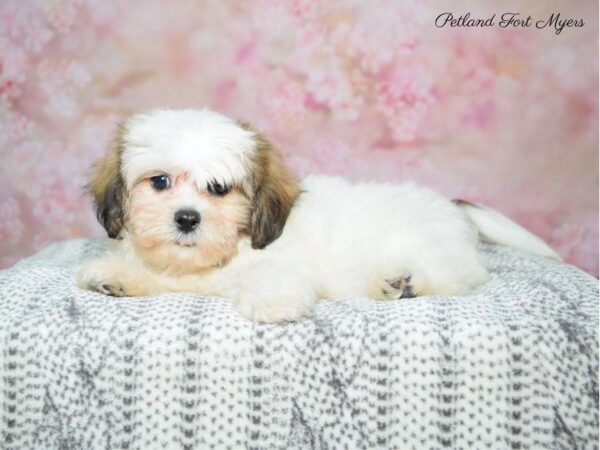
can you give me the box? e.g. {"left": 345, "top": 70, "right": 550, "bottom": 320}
{"left": 78, "top": 109, "right": 560, "bottom": 323}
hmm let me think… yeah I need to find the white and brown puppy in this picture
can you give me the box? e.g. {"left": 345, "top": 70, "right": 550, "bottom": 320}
{"left": 78, "top": 108, "right": 560, "bottom": 323}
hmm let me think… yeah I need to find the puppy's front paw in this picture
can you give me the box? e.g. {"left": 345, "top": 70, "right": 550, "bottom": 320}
{"left": 78, "top": 260, "right": 129, "bottom": 297}
{"left": 90, "top": 282, "right": 126, "bottom": 297}
{"left": 235, "top": 288, "right": 316, "bottom": 323}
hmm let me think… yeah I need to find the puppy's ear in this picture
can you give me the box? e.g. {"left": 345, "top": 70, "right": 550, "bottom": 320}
{"left": 88, "top": 124, "right": 127, "bottom": 239}
{"left": 240, "top": 122, "right": 300, "bottom": 249}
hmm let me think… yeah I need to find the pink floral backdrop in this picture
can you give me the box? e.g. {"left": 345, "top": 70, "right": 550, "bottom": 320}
{"left": 1, "top": 0, "right": 598, "bottom": 275}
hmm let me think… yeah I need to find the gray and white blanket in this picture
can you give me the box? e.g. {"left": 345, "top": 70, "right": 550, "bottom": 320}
{"left": 0, "top": 239, "right": 598, "bottom": 449}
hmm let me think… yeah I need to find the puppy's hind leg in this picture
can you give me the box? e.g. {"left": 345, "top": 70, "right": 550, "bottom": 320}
{"left": 368, "top": 264, "right": 421, "bottom": 300}
{"left": 367, "top": 244, "right": 489, "bottom": 300}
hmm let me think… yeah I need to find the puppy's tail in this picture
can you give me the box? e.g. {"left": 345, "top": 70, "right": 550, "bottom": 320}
{"left": 453, "top": 199, "right": 562, "bottom": 260}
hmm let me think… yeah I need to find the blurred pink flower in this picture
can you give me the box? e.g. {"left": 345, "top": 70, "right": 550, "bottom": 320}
{"left": 340, "top": 4, "right": 419, "bottom": 73}
{"left": 462, "top": 99, "right": 496, "bottom": 129}
{"left": 0, "top": 41, "right": 28, "bottom": 86}
{"left": 289, "top": 138, "right": 353, "bottom": 177}
{"left": 0, "top": 195, "right": 22, "bottom": 243}
{"left": 37, "top": 59, "right": 90, "bottom": 119}
{"left": 0, "top": 0, "right": 595, "bottom": 277}
{"left": 375, "top": 68, "right": 435, "bottom": 142}
{"left": 290, "top": 0, "right": 318, "bottom": 20}
{"left": 306, "top": 64, "right": 362, "bottom": 120}
{"left": 45, "top": 0, "right": 81, "bottom": 34}
{"left": 263, "top": 78, "right": 308, "bottom": 129}
{"left": 0, "top": 112, "right": 31, "bottom": 147}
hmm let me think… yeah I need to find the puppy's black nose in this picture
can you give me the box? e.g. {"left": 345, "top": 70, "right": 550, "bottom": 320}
{"left": 174, "top": 209, "right": 200, "bottom": 233}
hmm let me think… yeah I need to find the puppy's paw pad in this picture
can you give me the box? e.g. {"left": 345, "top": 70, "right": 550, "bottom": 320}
{"left": 383, "top": 274, "right": 415, "bottom": 299}
{"left": 369, "top": 269, "right": 417, "bottom": 301}
{"left": 78, "top": 261, "right": 130, "bottom": 297}
{"left": 83, "top": 279, "right": 127, "bottom": 297}
{"left": 92, "top": 282, "right": 126, "bottom": 297}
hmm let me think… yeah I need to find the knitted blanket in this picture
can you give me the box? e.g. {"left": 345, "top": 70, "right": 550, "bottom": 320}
{"left": 0, "top": 239, "right": 597, "bottom": 450}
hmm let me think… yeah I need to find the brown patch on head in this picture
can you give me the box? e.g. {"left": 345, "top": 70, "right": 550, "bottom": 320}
{"left": 238, "top": 121, "right": 300, "bottom": 249}
{"left": 88, "top": 123, "right": 128, "bottom": 239}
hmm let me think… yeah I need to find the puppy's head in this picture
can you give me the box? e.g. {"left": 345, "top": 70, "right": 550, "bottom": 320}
{"left": 89, "top": 109, "right": 299, "bottom": 273}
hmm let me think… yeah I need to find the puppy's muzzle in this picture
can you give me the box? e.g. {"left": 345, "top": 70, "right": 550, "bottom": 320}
{"left": 174, "top": 209, "right": 200, "bottom": 233}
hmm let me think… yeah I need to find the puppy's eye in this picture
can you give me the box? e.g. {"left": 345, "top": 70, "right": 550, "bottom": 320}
{"left": 150, "top": 175, "right": 170, "bottom": 191}
{"left": 208, "top": 181, "right": 230, "bottom": 196}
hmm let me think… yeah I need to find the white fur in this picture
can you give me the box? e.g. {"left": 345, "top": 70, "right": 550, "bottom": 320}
{"left": 79, "top": 109, "right": 560, "bottom": 323}
{"left": 458, "top": 203, "right": 561, "bottom": 260}
{"left": 121, "top": 109, "right": 255, "bottom": 190}
{"left": 214, "top": 176, "right": 492, "bottom": 321}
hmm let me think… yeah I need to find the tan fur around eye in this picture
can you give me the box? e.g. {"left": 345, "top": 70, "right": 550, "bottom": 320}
{"left": 126, "top": 179, "right": 251, "bottom": 274}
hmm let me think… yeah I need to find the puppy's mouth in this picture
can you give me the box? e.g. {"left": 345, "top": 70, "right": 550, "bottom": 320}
{"left": 175, "top": 237, "right": 197, "bottom": 247}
